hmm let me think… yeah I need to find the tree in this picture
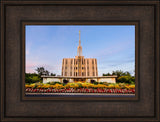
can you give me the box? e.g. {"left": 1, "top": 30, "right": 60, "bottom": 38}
{"left": 103, "top": 73, "right": 111, "bottom": 76}
{"left": 25, "top": 73, "right": 42, "bottom": 84}
{"left": 111, "top": 70, "right": 132, "bottom": 77}
{"left": 112, "top": 70, "right": 124, "bottom": 77}
{"left": 44, "top": 70, "right": 50, "bottom": 76}
{"left": 30, "top": 76, "right": 41, "bottom": 83}
{"left": 51, "top": 73, "right": 56, "bottom": 76}
{"left": 35, "top": 67, "right": 45, "bottom": 76}
{"left": 25, "top": 66, "right": 51, "bottom": 84}
{"left": 124, "top": 71, "right": 131, "bottom": 77}
{"left": 102, "top": 70, "right": 134, "bottom": 84}
{"left": 35, "top": 66, "right": 50, "bottom": 76}
{"left": 25, "top": 73, "right": 32, "bottom": 84}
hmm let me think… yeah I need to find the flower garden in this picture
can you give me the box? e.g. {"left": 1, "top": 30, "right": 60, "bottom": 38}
{"left": 25, "top": 82, "right": 135, "bottom": 94}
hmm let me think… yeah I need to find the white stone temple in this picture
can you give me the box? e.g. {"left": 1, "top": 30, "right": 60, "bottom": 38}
{"left": 42, "top": 31, "right": 117, "bottom": 83}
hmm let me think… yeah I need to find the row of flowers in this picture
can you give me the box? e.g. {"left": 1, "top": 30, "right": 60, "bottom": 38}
{"left": 25, "top": 88, "right": 135, "bottom": 94}
{"left": 25, "top": 83, "right": 135, "bottom": 89}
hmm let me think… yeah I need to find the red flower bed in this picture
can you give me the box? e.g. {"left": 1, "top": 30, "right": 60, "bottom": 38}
{"left": 25, "top": 88, "right": 135, "bottom": 94}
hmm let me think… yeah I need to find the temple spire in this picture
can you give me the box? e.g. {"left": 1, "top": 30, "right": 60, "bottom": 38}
{"left": 79, "top": 30, "right": 81, "bottom": 46}
{"left": 77, "top": 30, "right": 82, "bottom": 56}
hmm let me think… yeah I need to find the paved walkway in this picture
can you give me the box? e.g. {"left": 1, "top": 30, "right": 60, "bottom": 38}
{"left": 25, "top": 93, "right": 135, "bottom": 97}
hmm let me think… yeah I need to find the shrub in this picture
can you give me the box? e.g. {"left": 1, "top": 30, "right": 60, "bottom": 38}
{"left": 48, "top": 82, "right": 62, "bottom": 85}
{"left": 33, "top": 84, "right": 38, "bottom": 89}
{"left": 115, "top": 84, "right": 120, "bottom": 89}
{"left": 99, "top": 82, "right": 104, "bottom": 84}
{"left": 96, "top": 84, "right": 106, "bottom": 88}
{"left": 130, "top": 77, "right": 135, "bottom": 83}
{"left": 25, "top": 73, "right": 41, "bottom": 84}
{"left": 107, "top": 84, "right": 115, "bottom": 89}
{"left": 77, "top": 82, "right": 83, "bottom": 88}
{"left": 100, "top": 82, "right": 109, "bottom": 86}
{"left": 93, "top": 81, "right": 98, "bottom": 85}
{"left": 25, "top": 82, "right": 135, "bottom": 90}
{"left": 117, "top": 76, "right": 135, "bottom": 84}
{"left": 118, "top": 83, "right": 126, "bottom": 89}
{"left": 65, "top": 84, "right": 70, "bottom": 89}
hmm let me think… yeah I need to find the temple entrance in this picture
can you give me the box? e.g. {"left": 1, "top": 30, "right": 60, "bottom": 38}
{"left": 74, "top": 78, "right": 86, "bottom": 83}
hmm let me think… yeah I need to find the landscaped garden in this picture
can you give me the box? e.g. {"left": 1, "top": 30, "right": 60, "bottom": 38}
{"left": 25, "top": 82, "right": 135, "bottom": 94}
{"left": 25, "top": 68, "right": 135, "bottom": 95}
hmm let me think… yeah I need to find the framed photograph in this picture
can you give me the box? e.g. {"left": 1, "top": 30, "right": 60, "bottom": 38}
{"left": 23, "top": 22, "right": 137, "bottom": 100}
{"left": 1, "top": 0, "right": 159, "bottom": 122}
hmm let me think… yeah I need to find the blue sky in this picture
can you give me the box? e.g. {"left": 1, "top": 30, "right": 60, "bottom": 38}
{"left": 25, "top": 25, "right": 135, "bottom": 76}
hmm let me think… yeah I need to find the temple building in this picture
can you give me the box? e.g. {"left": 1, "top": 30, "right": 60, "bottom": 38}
{"left": 42, "top": 31, "right": 117, "bottom": 83}
{"left": 61, "top": 31, "right": 98, "bottom": 77}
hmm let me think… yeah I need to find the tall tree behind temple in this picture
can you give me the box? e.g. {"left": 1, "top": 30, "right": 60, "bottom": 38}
{"left": 103, "top": 70, "right": 132, "bottom": 77}
{"left": 35, "top": 66, "right": 50, "bottom": 76}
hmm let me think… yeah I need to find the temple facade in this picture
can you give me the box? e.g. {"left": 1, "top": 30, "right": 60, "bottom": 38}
{"left": 62, "top": 31, "right": 98, "bottom": 77}
{"left": 42, "top": 31, "right": 117, "bottom": 83}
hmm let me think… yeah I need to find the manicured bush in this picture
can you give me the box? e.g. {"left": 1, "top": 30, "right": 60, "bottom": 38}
{"left": 117, "top": 76, "right": 135, "bottom": 84}
{"left": 47, "top": 82, "right": 62, "bottom": 85}
{"left": 25, "top": 82, "right": 135, "bottom": 91}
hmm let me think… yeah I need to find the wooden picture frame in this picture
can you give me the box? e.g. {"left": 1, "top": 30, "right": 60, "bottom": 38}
{"left": 1, "top": 0, "right": 159, "bottom": 122}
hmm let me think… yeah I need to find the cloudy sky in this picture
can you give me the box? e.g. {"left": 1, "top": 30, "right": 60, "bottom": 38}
{"left": 25, "top": 25, "right": 135, "bottom": 76}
